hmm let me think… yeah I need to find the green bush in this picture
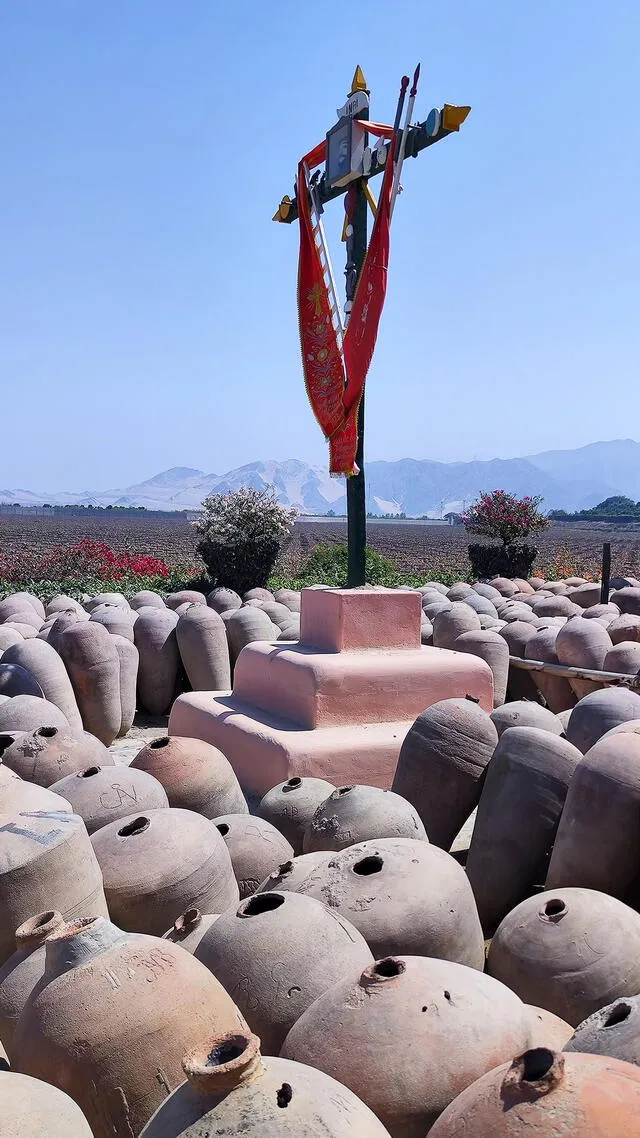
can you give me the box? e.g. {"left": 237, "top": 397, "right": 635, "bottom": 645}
{"left": 272, "top": 543, "right": 416, "bottom": 589}
{"left": 194, "top": 486, "right": 296, "bottom": 595}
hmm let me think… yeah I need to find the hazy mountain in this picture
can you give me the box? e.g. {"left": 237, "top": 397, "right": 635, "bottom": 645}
{"left": 3, "top": 439, "right": 640, "bottom": 517}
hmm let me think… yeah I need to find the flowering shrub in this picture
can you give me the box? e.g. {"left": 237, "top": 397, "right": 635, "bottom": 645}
{"left": 0, "top": 538, "right": 183, "bottom": 599}
{"left": 463, "top": 490, "right": 549, "bottom": 547}
{"left": 194, "top": 486, "right": 297, "bottom": 594}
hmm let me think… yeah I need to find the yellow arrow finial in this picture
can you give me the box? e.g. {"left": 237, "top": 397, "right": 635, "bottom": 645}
{"left": 272, "top": 195, "right": 292, "bottom": 222}
{"left": 350, "top": 65, "right": 368, "bottom": 95}
{"left": 441, "top": 104, "right": 471, "bottom": 131}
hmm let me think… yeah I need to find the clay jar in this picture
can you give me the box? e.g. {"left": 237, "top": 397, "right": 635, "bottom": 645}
{"left": 0, "top": 910, "right": 64, "bottom": 1059}
{"left": 50, "top": 764, "right": 169, "bottom": 834}
{"left": 134, "top": 609, "right": 180, "bottom": 716}
{"left": 282, "top": 955, "right": 531, "bottom": 1138}
{"left": 0, "top": 764, "right": 72, "bottom": 814}
{"left": 303, "top": 785, "right": 427, "bottom": 853}
{"left": 131, "top": 735, "right": 248, "bottom": 818}
{"left": 0, "top": 694, "right": 69, "bottom": 732}
{"left": 225, "top": 607, "right": 278, "bottom": 664}
{"left": 428, "top": 1049, "right": 640, "bottom": 1137}
{"left": 258, "top": 777, "right": 336, "bottom": 854}
{"left": 91, "top": 808, "right": 239, "bottom": 935}
{"left": 111, "top": 633, "right": 138, "bottom": 736}
{"left": 609, "top": 614, "right": 640, "bottom": 643}
{"left": 214, "top": 814, "right": 295, "bottom": 897}
{"left": 0, "top": 1071, "right": 94, "bottom": 1138}
{"left": 162, "top": 908, "right": 219, "bottom": 954}
{"left": 195, "top": 891, "right": 372, "bottom": 1054}
{"left": 466, "top": 727, "right": 582, "bottom": 933}
{"left": 524, "top": 627, "right": 576, "bottom": 713}
{"left": 207, "top": 586, "right": 242, "bottom": 614}
{"left": 139, "top": 1029, "right": 392, "bottom": 1138}
{"left": 176, "top": 606, "right": 231, "bottom": 691}
{"left": 487, "top": 887, "right": 640, "bottom": 1026}
{"left": 555, "top": 616, "right": 612, "bottom": 700}
{"left": 129, "top": 590, "right": 166, "bottom": 610}
{"left": 564, "top": 686, "right": 640, "bottom": 753}
{"left": 432, "top": 602, "right": 481, "bottom": 649}
{"left": 58, "top": 622, "right": 121, "bottom": 745}
{"left": 392, "top": 697, "right": 497, "bottom": 851}
{"left": 1, "top": 639, "right": 82, "bottom": 729}
{"left": 565, "top": 995, "right": 640, "bottom": 1064}
{"left": 490, "top": 700, "right": 563, "bottom": 738}
{"left": 546, "top": 731, "right": 640, "bottom": 898}
{"left": 0, "top": 662, "right": 45, "bottom": 698}
{"left": 0, "top": 810, "right": 108, "bottom": 966}
{"left": 455, "top": 630, "right": 509, "bottom": 706}
{"left": 2, "top": 726, "right": 111, "bottom": 787}
{"left": 288, "top": 837, "right": 485, "bottom": 968}
{"left": 13, "top": 916, "right": 249, "bottom": 1138}
{"left": 166, "top": 590, "right": 207, "bottom": 610}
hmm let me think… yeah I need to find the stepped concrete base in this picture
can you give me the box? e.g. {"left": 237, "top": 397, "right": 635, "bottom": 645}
{"left": 169, "top": 588, "right": 494, "bottom": 795}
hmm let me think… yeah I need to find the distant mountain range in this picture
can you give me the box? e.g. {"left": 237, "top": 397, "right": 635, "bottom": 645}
{"left": 2, "top": 440, "right": 640, "bottom": 517}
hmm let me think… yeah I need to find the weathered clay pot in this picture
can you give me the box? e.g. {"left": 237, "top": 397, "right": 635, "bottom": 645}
{"left": 392, "top": 697, "right": 497, "bottom": 850}
{"left": 524, "top": 626, "right": 576, "bottom": 712}
{"left": 288, "top": 837, "right": 485, "bottom": 967}
{"left": 47, "top": 611, "right": 82, "bottom": 653}
{"left": 207, "top": 586, "right": 242, "bottom": 614}
{"left": 166, "top": 590, "right": 207, "bottom": 610}
{"left": 278, "top": 615, "right": 301, "bottom": 640}
{"left": 259, "top": 601, "right": 295, "bottom": 629}
{"left": 162, "top": 908, "right": 219, "bottom": 954}
{"left": 447, "top": 582, "right": 474, "bottom": 600}
{"left": 111, "top": 633, "right": 138, "bottom": 736}
{"left": 0, "top": 1070, "right": 94, "bottom": 1137}
{"left": 609, "top": 614, "right": 640, "bottom": 644}
{"left": 129, "top": 590, "right": 166, "bottom": 610}
{"left": 422, "top": 599, "right": 452, "bottom": 621}
{"left": 455, "top": 629, "right": 508, "bottom": 706}
{"left": 556, "top": 616, "right": 612, "bottom": 699}
{"left": 274, "top": 587, "right": 301, "bottom": 611}
{"left": 0, "top": 810, "right": 108, "bottom": 966}
{"left": 50, "top": 764, "right": 168, "bottom": 834}
{"left": 84, "top": 592, "right": 129, "bottom": 612}
{"left": 2, "top": 726, "right": 111, "bottom": 787}
{"left": 214, "top": 814, "right": 295, "bottom": 897}
{"left": 0, "top": 910, "right": 64, "bottom": 1058}
{"left": 582, "top": 602, "right": 620, "bottom": 623}
{"left": 547, "top": 731, "right": 640, "bottom": 897}
{"left": 13, "top": 915, "right": 249, "bottom": 1138}
{"left": 3, "top": 621, "right": 38, "bottom": 638}
{"left": 258, "top": 776, "right": 336, "bottom": 854}
{"left": 134, "top": 609, "right": 180, "bottom": 715}
{"left": 139, "top": 1029, "right": 392, "bottom": 1138}
{"left": 303, "top": 784, "right": 427, "bottom": 853}
{"left": 526, "top": 1005, "right": 573, "bottom": 1050}
{"left": 0, "top": 662, "right": 44, "bottom": 698}
{"left": 225, "top": 607, "right": 278, "bottom": 664}
{"left": 491, "top": 577, "right": 520, "bottom": 597}
{"left": 282, "top": 955, "right": 530, "bottom": 1137}
{"left": 604, "top": 641, "right": 640, "bottom": 674}
{"left": 91, "top": 808, "right": 239, "bottom": 935}
{"left": 45, "top": 595, "right": 85, "bottom": 617}
{"left": 429, "top": 1049, "right": 640, "bottom": 1136}
{"left": 488, "top": 887, "right": 640, "bottom": 1026}
{"left": 243, "top": 587, "right": 274, "bottom": 602}
{"left": 89, "top": 607, "right": 136, "bottom": 641}
{"left": 432, "top": 603, "right": 481, "bottom": 649}
{"left": 565, "top": 686, "right": 640, "bottom": 753}
{"left": 463, "top": 593, "right": 499, "bottom": 618}
{"left": 0, "top": 604, "right": 42, "bottom": 630}
{"left": 58, "top": 622, "right": 121, "bottom": 745}
{"left": 533, "top": 595, "right": 578, "bottom": 617}
{"left": 195, "top": 891, "right": 372, "bottom": 1054}
{"left": 420, "top": 616, "right": 434, "bottom": 643}
{"left": 490, "top": 700, "right": 563, "bottom": 737}
{"left": 0, "top": 764, "right": 72, "bottom": 813}
{"left": 131, "top": 735, "right": 248, "bottom": 817}
{"left": 0, "top": 694, "right": 69, "bottom": 733}
{"left": 466, "top": 727, "right": 582, "bottom": 933}
{"left": 176, "top": 606, "right": 231, "bottom": 690}
{"left": 256, "top": 851, "right": 333, "bottom": 893}
{"left": 472, "top": 582, "right": 503, "bottom": 602}
{"left": 611, "top": 586, "right": 640, "bottom": 615}
{"left": 0, "top": 627, "right": 23, "bottom": 652}
{"left": 565, "top": 995, "right": 640, "bottom": 1064}
{"left": 5, "top": 592, "right": 45, "bottom": 619}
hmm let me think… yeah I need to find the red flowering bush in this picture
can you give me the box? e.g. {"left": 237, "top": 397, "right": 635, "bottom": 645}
{"left": 463, "top": 490, "right": 549, "bottom": 548}
{"left": 0, "top": 539, "right": 176, "bottom": 599}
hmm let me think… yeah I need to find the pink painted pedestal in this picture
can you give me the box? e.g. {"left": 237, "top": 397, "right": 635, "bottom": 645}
{"left": 169, "top": 588, "right": 493, "bottom": 795}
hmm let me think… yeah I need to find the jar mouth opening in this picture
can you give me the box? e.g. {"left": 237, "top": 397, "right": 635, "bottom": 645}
{"left": 182, "top": 1031, "right": 261, "bottom": 1089}
{"left": 150, "top": 736, "right": 170, "bottom": 749}
{"left": 335, "top": 785, "right": 354, "bottom": 797}
{"left": 46, "top": 917, "right": 102, "bottom": 943}
{"left": 605, "top": 1002, "right": 632, "bottom": 1028}
{"left": 35, "top": 726, "right": 58, "bottom": 738}
{"left": 80, "top": 766, "right": 101, "bottom": 778}
{"left": 16, "top": 910, "right": 62, "bottom": 945}
{"left": 362, "top": 957, "right": 407, "bottom": 985}
{"left": 173, "top": 908, "right": 202, "bottom": 933}
{"left": 521, "top": 1048, "right": 556, "bottom": 1082}
{"left": 541, "top": 897, "right": 567, "bottom": 921}
{"left": 284, "top": 777, "right": 302, "bottom": 790}
{"left": 238, "top": 893, "right": 285, "bottom": 918}
{"left": 118, "top": 816, "right": 150, "bottom": 837}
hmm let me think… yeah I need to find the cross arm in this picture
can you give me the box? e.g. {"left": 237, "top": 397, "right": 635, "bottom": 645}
{"left": 273, "top": 104, "right": 470, "bottom": 223}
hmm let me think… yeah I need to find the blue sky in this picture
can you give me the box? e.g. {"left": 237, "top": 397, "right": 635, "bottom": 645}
{"left": 1, "top": 1, "right": 638, "bottom": 489}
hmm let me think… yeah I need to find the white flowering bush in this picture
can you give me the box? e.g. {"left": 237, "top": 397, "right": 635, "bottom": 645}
{"left": 194, "top": 486, "right": 297, "bottom": 593}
